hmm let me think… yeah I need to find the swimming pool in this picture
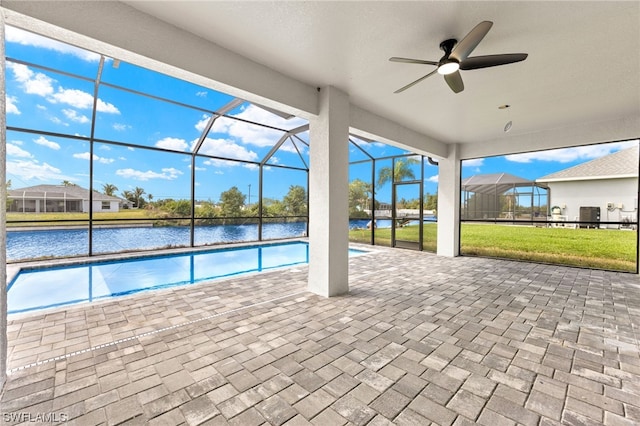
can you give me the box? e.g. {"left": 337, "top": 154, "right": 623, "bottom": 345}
{"left": 8, "top": 241, "right": 365, "bottom": 314}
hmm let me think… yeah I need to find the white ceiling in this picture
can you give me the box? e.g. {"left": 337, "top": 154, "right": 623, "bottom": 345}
{"left": 2, "top": 0, "right": 638, "bottom": 154}
{"left": 121, "top": 1, "right": 640, "bottom": 146}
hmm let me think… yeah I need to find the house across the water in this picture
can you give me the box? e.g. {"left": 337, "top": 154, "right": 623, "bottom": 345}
{"left": 6, "top": 184, "right": 129, "bottom": 213}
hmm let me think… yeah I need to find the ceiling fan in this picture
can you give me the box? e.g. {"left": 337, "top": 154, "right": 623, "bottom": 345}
{"left": 390, "top": 21, "right": 527, "bottom": 94}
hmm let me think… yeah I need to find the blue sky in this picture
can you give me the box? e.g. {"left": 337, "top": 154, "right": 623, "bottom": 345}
{"left": 5, "top": 26, "right": 638, "bottom": 205}
{"left": 462, "top": 140, "right": 639, "bottom": 183}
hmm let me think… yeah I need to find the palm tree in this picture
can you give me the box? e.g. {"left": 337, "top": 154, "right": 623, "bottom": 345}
{"left": 61, "top": 180, "right": 77, "bottom": 187}
{"left": 122, "top": 190, "right": 134, "bottom": 207}
{"left": 133, "top": 186, "right": 146, "bottom": 208}
{"left": 102, "top": 183, "right": 118, "bottom": 196}
{"left": 376, "top": 157, "right": 420, "bottom": 189}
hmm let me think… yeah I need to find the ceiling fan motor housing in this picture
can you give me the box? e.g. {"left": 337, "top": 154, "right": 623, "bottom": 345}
{"left": 439, "top": 38, "right": 458, "bottom": 55}
{"left": 437, "top": 39, "right": 460, "bottom": 74}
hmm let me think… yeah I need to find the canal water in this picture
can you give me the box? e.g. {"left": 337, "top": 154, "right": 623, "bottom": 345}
{"left": 6, "top": 220, "right": 396, "bottom": 261}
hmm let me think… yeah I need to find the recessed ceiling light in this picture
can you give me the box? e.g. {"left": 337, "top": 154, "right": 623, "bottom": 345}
{"left": 504, "top": 121, "right": 513, "bottom": 132}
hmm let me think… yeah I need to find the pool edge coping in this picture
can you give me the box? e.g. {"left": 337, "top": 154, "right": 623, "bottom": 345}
{"left": 5, "top": 239, "right": 377, "bottom": 318}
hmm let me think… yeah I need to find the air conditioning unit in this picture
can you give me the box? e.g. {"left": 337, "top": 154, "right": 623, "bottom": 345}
{"left": 579, "top": 206, "right": 600, "bottom": 229}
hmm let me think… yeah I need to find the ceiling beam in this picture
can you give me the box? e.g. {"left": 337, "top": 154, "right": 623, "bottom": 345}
{"left": 1, "top": 2, "right": 318, "bottom": 118}
{"left": 349, "top": 104, "right": 448, "bottom": 159}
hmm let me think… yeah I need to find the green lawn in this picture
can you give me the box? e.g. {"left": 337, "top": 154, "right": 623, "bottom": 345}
{"left": 349, "top": 223, "right": 438, "bottom": 252}
{"left": 6, "top": 210, "right": 154, "bottom": 226}
{"left": 350, "top": 223, "right": 637, "bottom": 272}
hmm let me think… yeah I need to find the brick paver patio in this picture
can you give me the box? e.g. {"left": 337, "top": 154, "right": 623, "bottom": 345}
{"left": 2, "top": 245, "right": 639, "bottom": 425}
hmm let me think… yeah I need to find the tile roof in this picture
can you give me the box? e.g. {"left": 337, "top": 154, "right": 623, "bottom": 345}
{"left": 7, "top": 184, "right": 123, "bottom": 201}
{"left": 537, "top": 145, "right": 639, "bottom": 182}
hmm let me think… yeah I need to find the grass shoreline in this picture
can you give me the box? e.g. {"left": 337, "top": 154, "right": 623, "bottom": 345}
{"left": 6, "top": 214, "right": 637, "bottom": 272}
{"left": 349, "top": 223, "right": 637, "bottom": 272}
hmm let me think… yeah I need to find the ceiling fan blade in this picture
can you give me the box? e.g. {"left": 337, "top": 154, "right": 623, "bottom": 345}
{"left": 444, "top": 70, "right": 464, "bottom": 93}
{"left": 460, "top": 53, "right": 528, "bottom": 70}
{"left": 389, "top": 57, "right": 439, "bottom": 66}
{"left": 450, "top": 21, "right": 493, "bottom": 62}
{"left": 394, "top": 69, "right": 439, "bottom": 93}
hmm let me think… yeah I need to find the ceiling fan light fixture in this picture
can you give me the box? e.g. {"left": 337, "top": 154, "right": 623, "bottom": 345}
{"left": 390, "top": 21, "right": 528, "bottom": 94}
{"left": 437, "top": 61, "right": 460, "bottom": 75}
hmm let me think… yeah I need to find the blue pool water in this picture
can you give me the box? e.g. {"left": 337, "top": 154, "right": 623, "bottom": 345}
{"left": 8, "top": 242, "right": 364, "bottom": 314}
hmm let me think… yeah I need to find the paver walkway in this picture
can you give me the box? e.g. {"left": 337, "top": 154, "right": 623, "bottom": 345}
{"left": 2, "top": 245, "right": 639, "bottom": 425}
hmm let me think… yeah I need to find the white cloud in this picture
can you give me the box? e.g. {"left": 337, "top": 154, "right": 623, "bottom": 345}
{"left": 463, "top": 158, "right": 484, "bottom": 167}
{"left": 6, "top": 95, "right": 20, "bottom": 114}
{"left": 211, "top": 115, "right": 286, "bottom": 150}
{"left": 161, "top": 167, "right": 183, "bottom": 176}
{"left": 204, "top": 104, "right": 307, "bottom": 153}
{"left": 198, "top": 107, "right": 307, "bottom": 155}
{"left": 235, "top": 103, "right": 306, "bottom": 129}
{"left": 50, "top": 88, "right": 119, "bottom": 113}
{"left": 116, "top": 167, "right": 183, "bottom": 181}
{"left": 97, "top": 99, "right": 120, "bottom": 114}
{"left": 196, "top": 91, "right": 207, "bottom": 97}
{"left": 6, "top": 26, "right": 101, "bottom": 62}
{"left": 34, "top": 136, "right": 60, "bottom": 150}
{"left": 73, "top": 152, "right": 115, "bottom": 164}
{"left": 73, "top": 152, "right": 92, "bottom": 161}
{"left": 113, "top": 123, "right": 131, "bottom": 131}
{"left": 198, "top": 137, "right": 259, "bottom": 163}
{"left": 356, "top": 139, "right": 386, "bottom": 149}
{"left": 8, "top": 63, "right": 119, "bottom": 114}
{"left": 8, "top": 62, "right": 55, "bottom": 96}
{"left": 7, "top": 143, "right": 33, "bottom": 158}
{"left": 63, "top": 109, "right": 90, "bottom": 123}
{"left": 427, "top": 175, "right": 438, "bottom": 183}
{"left": 506, "top": 141, "right": 639, "bottom": 164}
{"left": 50, "top": 116, "right": 67, "bottom": 126}
{"left": 6, "top": 159, "right": 72, "bottom": 182}
{"left": 155, "top": 137, "right": 188, "bottom": 152}
{"left": 195, "top": 114, "right": 211, "bottom": 132}
{"left": 99, "top": 145, "right": 112, "bottom": 151}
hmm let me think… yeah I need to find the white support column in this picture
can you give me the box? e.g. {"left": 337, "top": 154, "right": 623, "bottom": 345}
{"left": 1, "top": 11, "right": 8, "bottom": 391}
{"left": 437, "top": 144, "right": 461, "bottom": 257}
{"left": 308, "top": 86, "right": 350, "bottom": 297}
